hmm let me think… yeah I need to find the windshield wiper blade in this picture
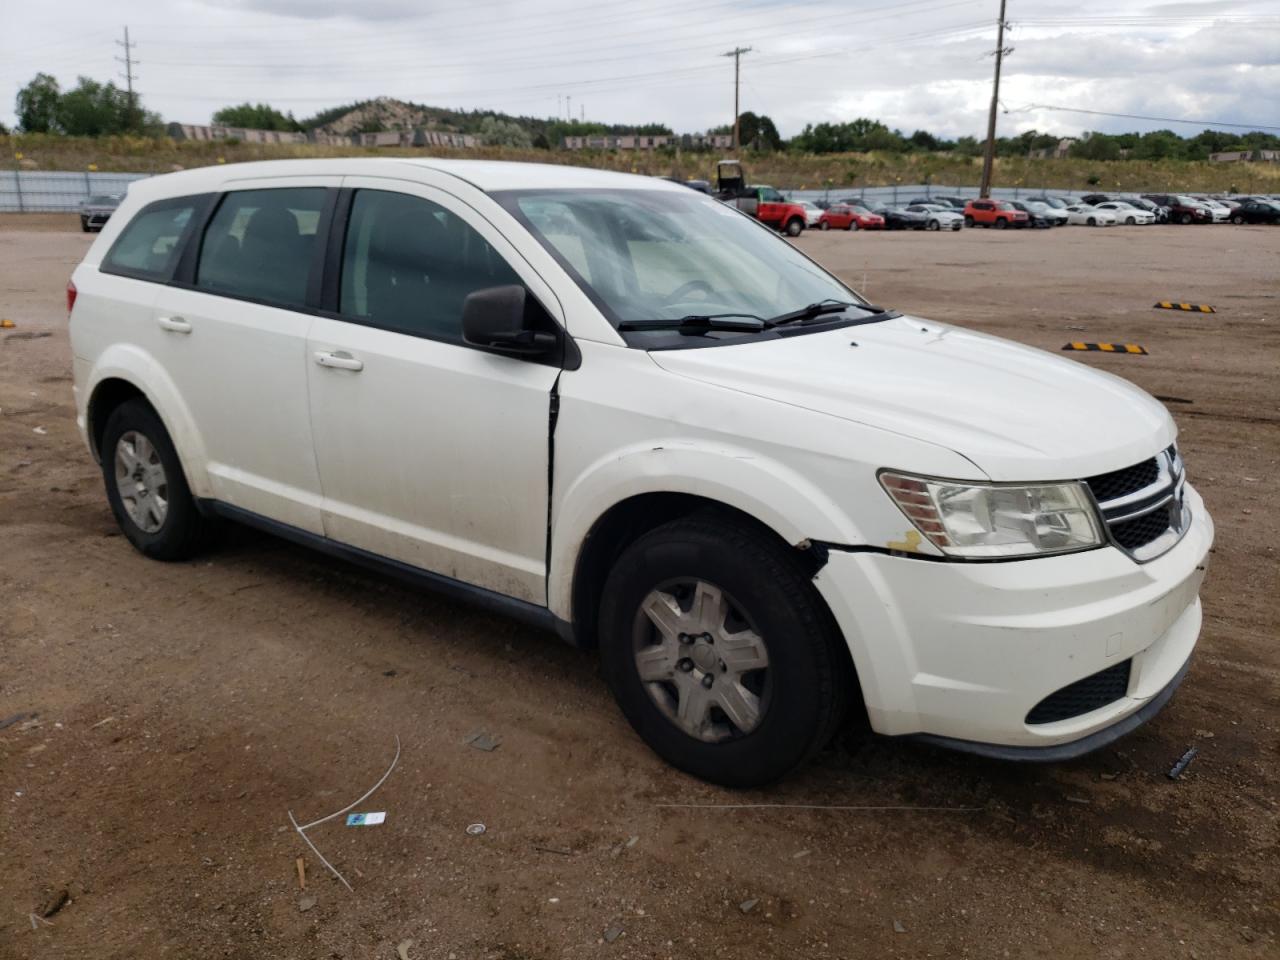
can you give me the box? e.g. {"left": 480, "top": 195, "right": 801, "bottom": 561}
{"left": 617, "top": 313, "right": 768, "bottom": 333}
{"left": 767, "top": 299, "right": 887, "bottom": 326}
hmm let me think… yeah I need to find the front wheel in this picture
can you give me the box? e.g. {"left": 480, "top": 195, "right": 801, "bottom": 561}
{"left": 994, "top": 218, "right": 1007, "bottom": 230}
{"left": 80, "top": 217, "right": 90, "bottom": 233}
{"left": 1126, "top": 217, "right": 1135, "bottom": 225}
{"left": 784, "top": 218, "right": 804, "bottom": 237}
{"left": 926, "top": 219, "right": 940, "bottom": 231}
{"left": 599, "top": 513, "right": 850, "bottom": 787}
{"left": 819, "top": 220, "right": 830, "bottom": 231}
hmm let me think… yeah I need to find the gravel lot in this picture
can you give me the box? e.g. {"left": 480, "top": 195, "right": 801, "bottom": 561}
{"left": 2, "top": 213, "right": 1277, "bottom": 959}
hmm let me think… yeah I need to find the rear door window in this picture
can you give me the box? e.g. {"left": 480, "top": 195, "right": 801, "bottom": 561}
{"left": 102, "top": 198, "right": 202, "bottom": 281}
{"left": 196, "top": 188, "right": 327, "bottom": 309}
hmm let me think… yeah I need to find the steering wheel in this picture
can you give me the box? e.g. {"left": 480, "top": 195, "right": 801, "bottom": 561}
{"left": 663, "top": 280, "right": 714, "bottom": 305}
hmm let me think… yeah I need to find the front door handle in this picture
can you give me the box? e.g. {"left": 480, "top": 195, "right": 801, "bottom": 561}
{"left": 158, "top": 316, "right": 192, "bottom": 334}
{"left": 314, "top": 350, "right": 364, "bottom": 372}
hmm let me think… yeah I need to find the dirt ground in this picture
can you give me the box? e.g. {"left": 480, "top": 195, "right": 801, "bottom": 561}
{"left": 1, "top": 212, "right": 1277, "bottom": 959}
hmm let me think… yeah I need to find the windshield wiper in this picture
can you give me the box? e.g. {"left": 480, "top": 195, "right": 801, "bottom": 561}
{"left": 767, "top": 299, "right": 888, "bottom": 326}
{"left": 617, "top": 313, "right": 767, "bottom": 333}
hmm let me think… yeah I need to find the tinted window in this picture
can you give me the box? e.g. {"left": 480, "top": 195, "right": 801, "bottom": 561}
{"left": 102, "top": 200, "right": 197, "bottom": 280}
{"left": 197, "top": 188, "right": 326, "bottom": 308}
{"left": 339, "top": 189, "right": 521, "bottom": 341}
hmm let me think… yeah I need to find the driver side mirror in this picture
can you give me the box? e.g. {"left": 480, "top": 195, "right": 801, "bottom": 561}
{"left": 461, "top": 284, "right": 557, "bottom": 358}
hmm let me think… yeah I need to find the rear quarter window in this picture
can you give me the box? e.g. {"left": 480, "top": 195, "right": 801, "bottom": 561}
{"left": 101, "top": 197, "right": 207, "bottom": 282}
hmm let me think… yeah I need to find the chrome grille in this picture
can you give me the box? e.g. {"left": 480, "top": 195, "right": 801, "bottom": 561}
{"left": 1085, "top": 445, "right": 1190, "bottom": 562}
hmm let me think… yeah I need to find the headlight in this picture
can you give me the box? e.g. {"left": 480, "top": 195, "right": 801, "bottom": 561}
{"left": 879, "top": 472, "right": 1104, "bottom": 559}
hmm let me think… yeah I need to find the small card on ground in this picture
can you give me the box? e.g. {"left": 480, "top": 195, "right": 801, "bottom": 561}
{"left": 346, "top": 812, "right": 386, "bottom": 826}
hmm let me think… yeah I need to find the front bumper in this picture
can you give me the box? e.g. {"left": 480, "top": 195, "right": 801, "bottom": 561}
{"left": 813, "top": 484, "right": 1213, "bottom": 754}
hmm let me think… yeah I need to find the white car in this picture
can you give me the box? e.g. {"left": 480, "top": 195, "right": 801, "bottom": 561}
{"left": 68, "top": 159, "right": 1212, "bottom": 786}
{"left": 1094, "top": 201, "right": 1156, "bottom": 225}
{"left": 1193, "top": 199, "right": 1231, "bottom": 222}
{"left": 904, "top": 203, "right": 964, "bottom": 231}
{"left": 796, "top": 200, "right": 824, "bottom": 227}
{"left": 1064, "top": 203, "right": 1118, "bottom": 226}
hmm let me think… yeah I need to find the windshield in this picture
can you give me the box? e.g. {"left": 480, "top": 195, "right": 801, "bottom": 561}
{"left": 495, "top": 188, "right": 863, "bottom": 331}
{"left": 88, "top": 195, "right": 118, "bottom": 205}
{"left": 995, "top": 201, "right": 1015, "bottom": 210}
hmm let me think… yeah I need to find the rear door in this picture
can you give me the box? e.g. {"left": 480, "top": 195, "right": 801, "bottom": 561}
{"left": 305, "top": 178, "right": 564, "bottom": 603}
{"left": 152, "top": 179, "right": 338, "bottom": 533}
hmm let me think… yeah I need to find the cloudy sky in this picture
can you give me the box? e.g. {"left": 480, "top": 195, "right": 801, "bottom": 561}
{"left": 2, "top": 0, "right": 1277, "bottom": 139}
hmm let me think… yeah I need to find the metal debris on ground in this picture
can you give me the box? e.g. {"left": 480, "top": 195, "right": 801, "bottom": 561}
{"left": 739, "top": 899, "right": 759, "bottom": 914}
{"left": 603, "top": 924, "right": 624, "bottom": 943}
{"left": 1168, "top": 746, "right": 1199, "bottom": 780}
{"left": 288, "top": 734, "right": 401, "bottom": 893}
{"left": 1154, "top": 301, "right": 1215, "bottom": 313}
{"left": 463, "top": 730, "right": 500, "bottom": 752}
{"left": 1061, "top": 342, "right": 1148, "bottom": 355}
{"left": 466, "top": 822, "right": 487, "bottom": 836}
{"left": 893, "top": 919, "right": 907, "bottom": 934}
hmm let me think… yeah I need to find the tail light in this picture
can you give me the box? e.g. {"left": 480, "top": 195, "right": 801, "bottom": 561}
{"left": 66, "top": 279, "right": 77, "bottom": 315}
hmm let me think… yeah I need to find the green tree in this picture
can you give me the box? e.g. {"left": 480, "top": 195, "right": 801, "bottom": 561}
{"left": 16, "top": 73, "right": 61, "bottom": 133}
{"left": 212, "top": 102, "right": 301, "bottom": 131}
{"left": 56, "top": 77, "right": 129, "bottom": 135}
{"left": 478, "top": 115, "right": 532, "bottom": 148}
{"left": 737, "top": 111, "right": 782, "bottom": 151}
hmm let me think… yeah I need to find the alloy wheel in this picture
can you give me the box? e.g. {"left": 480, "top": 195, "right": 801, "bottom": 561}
{"left": 114, "top": 430, "right": 169, "bottom": 533}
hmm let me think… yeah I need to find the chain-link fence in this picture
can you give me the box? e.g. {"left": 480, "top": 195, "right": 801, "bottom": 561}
{"left": 0, "top": 170, "right": 151, "bottom": 212}
{"left": 788, "top": 184, "right": 1099, "bottom": 206}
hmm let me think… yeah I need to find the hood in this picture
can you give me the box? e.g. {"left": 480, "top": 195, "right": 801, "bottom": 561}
{"left": 649, "top": 316, "right": 1175, "bottom": 481}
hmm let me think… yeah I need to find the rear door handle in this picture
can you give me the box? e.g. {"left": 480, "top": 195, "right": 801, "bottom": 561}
{"left": 158, "top": 316, "right": 192, "bottom": 334}
{"left": 314, "top": 350, "right": 364, "bottom": 372}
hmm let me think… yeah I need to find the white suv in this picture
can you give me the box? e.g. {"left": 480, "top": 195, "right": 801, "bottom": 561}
{"left": 69, "top": 159, "right": 1213, "bottom": 786}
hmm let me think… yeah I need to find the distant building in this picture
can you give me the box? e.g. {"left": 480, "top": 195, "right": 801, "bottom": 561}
{"left": 1210, "top": 149, "right": 1279, "bottom": 163}
{"left": 561, "top": 132, "right": 731, "bottom": 151}
{"left": 168, "top": 122, "right": 477, "bottom": 149}
{"left": 1028, "top": 137, "right": 1077, "bottom": 160}
{"left": 167, "top": 122, "right": 308, "bottom": 144}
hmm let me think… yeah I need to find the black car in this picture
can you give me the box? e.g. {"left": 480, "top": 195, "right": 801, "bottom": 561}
{"left": 872, "top": 206, "right": 928, "bottom": 230}
{"left": 78, "top": 194, "right": 122, "bottom": 232}
{"left": 1229, "top": 200, "right": 1280, "bottom": 224}
{"left": 1008, "top": 200, "right": 1052, "bottom": 228}
{"left": 1025, "top": 195, "right": 1071, "bottom": 210}
{"left": 908, "top": 195, "right": 966, "bottom": 210}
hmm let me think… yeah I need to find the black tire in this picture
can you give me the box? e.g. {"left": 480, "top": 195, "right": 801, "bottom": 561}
{"left": 926, "top": 219, "right": 940, "bottom": 231}
{"left": 784, "top": 218, "right": 804, "bottom": 237}
{"left": 1180, "top": 213, "right": 1192, "bottom": 225}
{"left": 1231, "top": 214, "right": 1244, "bottom": 225}
{"left": 819, "top": 220, "right": 830, "bottom": 231}
{"left": 1125, "top": 217, "right": 1135, "bottom": 225}
{"left": 846, "top": 220, "right": 857, "bottom": 231}
{"left": 598, "top": 512, "right": 850, "bottom": 787}
{"left": 101, "top": 398, "right": 217, "bottom": 561}
{"left": 964, "top": 215, "right": 975, "bottom": 228}
{"left": 994, "top": 218, "right": 1007, "bottom": 230}
{"left": 1087, "top": 217, "right": 1097, "bottom": 226}
{"left": 80, "top": 217, "right": 90, "bottom": 233}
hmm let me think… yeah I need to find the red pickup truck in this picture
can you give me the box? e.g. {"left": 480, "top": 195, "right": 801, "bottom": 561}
{"left": 964, "top": 199, "right": 1029, "bottom": 229}
{"left": 716, "top": 160, "right": 808, "bottom": 236}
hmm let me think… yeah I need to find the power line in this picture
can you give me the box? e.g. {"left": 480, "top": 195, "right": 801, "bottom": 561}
{"left": 1017, "top": 104, "right": 1280, "bottom": 133}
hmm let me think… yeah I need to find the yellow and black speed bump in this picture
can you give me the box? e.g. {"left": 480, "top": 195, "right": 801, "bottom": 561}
{"left": 1062, "top": 342, "right": 1148, "bottom": 355}
{"left": 1154, "top": 301, "right": 1215, "bottom": 313}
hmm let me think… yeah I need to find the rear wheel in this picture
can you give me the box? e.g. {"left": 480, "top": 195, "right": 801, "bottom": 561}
{"left": 1231, "top": 214, "right": 1244, "bottom": 225}
{"left": 819, "top": 220, "right": 830, "bottom": 231}
{"left": 964, "top": 215, "right": 975, "bottom": 228}
{"left": 847, "top": 219, "right": 859, "bottom": 231}
{"left": 599, "top": 513, "right": 849, "bottom": 787}
{"left": 1180, "top": 213, "right": 1192, "bottom": 225}
{"left": 784, "top": 218, "right": 804, "bottom": 237}
{"left": 80, "top": 217, "right": 90, "bottom": 233}
{"left": 101, "top": 399, "right": 217, "bottom": 561}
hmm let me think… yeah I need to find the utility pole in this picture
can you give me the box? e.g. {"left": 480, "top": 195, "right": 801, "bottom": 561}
{"left": 721, "top": 46, "right": 752, "bottom": 150}
{"left": 115, "top": 26, "right": 140, "bottom": 131}
{"left": 566, "top": 94, "right": 572, "bottom": 121}
{"left": 979, "top": 0, "right": 1010, "bottom": 198}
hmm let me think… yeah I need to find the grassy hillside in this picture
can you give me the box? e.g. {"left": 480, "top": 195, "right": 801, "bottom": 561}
{"left": 5, "top": 134, "right": 1278, "bottom": 194}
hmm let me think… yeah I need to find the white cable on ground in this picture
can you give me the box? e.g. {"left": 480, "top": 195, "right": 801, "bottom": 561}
{"left": 288, "top": 734, "right": 401, "bottom": 892}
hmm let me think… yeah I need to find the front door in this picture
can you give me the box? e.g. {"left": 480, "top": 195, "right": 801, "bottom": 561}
{"left": 306, "top": 179, "right": 563, "bottom": 604}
